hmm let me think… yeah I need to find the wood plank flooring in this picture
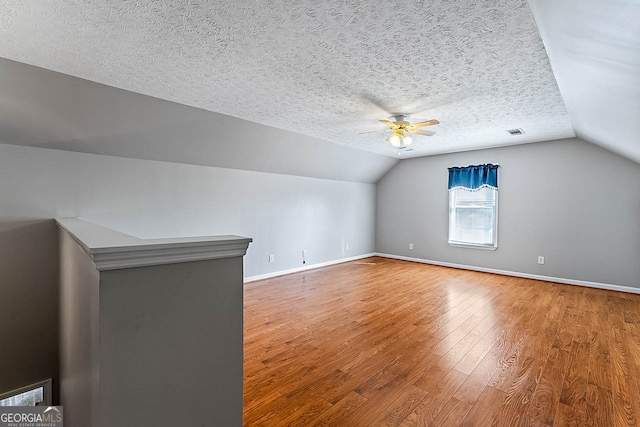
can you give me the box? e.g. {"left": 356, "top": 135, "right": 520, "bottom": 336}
{"left": 243, "top": 257, "right": 640, "bottom": 426}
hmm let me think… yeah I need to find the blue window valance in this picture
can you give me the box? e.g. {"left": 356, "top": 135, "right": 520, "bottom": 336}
{"left": 448, "top": 163, "right": 499, "bottom": 190}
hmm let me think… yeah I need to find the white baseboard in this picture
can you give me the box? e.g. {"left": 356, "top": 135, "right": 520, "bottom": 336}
{"left": 244, "top": 253, "right": 377, "bottom": 283}
{"left": 375, "top": 253, "right": 640, "bottom": 295}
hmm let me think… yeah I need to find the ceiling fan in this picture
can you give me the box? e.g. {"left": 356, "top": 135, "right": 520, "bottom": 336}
{"left": 360, "top": 114, "right": 439, "bottom": 148}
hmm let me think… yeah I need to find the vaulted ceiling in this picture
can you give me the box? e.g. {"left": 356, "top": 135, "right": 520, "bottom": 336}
{"left": 0, "top": 0, "right": 637, "bottom": 169}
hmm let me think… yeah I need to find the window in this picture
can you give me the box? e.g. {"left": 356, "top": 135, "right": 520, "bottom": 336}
{"left": 0, "top": 379, "right": 51, "bottom": 407}
{"left": 448, "top": 164, "right": 499, "bottom": 249}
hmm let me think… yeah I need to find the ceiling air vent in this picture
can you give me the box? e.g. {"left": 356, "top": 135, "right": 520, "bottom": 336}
{"left": 506, "top": 128, "right": 525, "bottom": 135}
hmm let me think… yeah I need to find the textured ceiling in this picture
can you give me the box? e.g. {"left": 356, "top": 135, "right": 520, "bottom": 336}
{"left": 0, "top": 0, "right": 575, "bottom": 158}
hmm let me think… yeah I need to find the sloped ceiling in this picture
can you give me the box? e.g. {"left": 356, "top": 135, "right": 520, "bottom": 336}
{"left": 0, "top": 57, "right": 397, "bottom": 183}
{"left": 0, "top": 0, "right": 579, "bottom": 164}
{"left": 528, "top": 0, "right": 640, "bottom": 164}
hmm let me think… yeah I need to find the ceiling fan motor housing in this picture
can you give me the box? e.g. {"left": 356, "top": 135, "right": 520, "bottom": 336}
{"left": 391, "top": 114, "right": 410, "bottom": 127}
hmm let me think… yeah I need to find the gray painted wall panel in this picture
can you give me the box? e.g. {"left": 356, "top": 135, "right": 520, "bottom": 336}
{"left": 100, "top": 258, "right": 243, "bottom": 427}
{"left": 59, "top": 230, "right": 100, "bottom": 427}
{"left": 376, "top": 138, "right": 640, "bottom": 288}
{"left": 0, "top": 220, "right": 59, "bottom": 402}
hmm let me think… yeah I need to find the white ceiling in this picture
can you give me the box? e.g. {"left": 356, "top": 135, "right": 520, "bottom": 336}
{"left": 0, "top": 0, "right": 583, "bottom": 160}
{"left": 528, "top": 0, "right": 640, "bottom": 164}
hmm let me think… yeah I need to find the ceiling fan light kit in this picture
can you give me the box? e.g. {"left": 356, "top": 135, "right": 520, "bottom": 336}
{"left": 388, "top": 130, "right": 412, "bottom": 147}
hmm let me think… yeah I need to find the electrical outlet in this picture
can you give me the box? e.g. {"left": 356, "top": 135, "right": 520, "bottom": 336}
{"left": 409, "top": 243, "right": 414, "bottom": 250}
{"left": 302, "top": 250, "right": 306, "bottom": 265}
{"left": 538, "top": 256, "right": 544, "bottom": 265}
{"left": 269, "top": 254, "right": 274, "bottom": 263}
{"left": 345, "top": 243, "right": 349, "bottom": 251}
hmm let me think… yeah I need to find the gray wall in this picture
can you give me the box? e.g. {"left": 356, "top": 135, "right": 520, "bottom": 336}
{"left": 0, "top": 143, "right": 376, "bottom": 277}
{"left": 100, "top": 257, "right": 244, "bottom": 427}
{"left": 376, "top": 137, "right": 640, "bottom": 288}
{"left": 0, "top": 220, "right": 59, "bottom": 401}
{"left": 0, "top": 142, "right": 376, "bottom": 400}
{"left": 59, "top": 230, "right": 100, "bottom": 427}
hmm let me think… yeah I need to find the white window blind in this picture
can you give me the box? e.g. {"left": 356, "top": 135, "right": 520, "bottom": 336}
{"left": 448, "top": 186, "right": 497, "bottom": 248}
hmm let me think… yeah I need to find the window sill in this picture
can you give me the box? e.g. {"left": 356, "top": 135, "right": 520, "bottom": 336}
{"left": 448, "top": 242, "right": 497, "bottom": 251}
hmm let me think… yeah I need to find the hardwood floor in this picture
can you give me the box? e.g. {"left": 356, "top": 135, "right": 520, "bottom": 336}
{"left": 243, "top": 257, "right": 640, "bottom": 426}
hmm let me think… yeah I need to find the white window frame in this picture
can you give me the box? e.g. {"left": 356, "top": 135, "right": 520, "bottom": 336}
{"left": 448, "top": 186, "right": 498, "bottom": 250}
